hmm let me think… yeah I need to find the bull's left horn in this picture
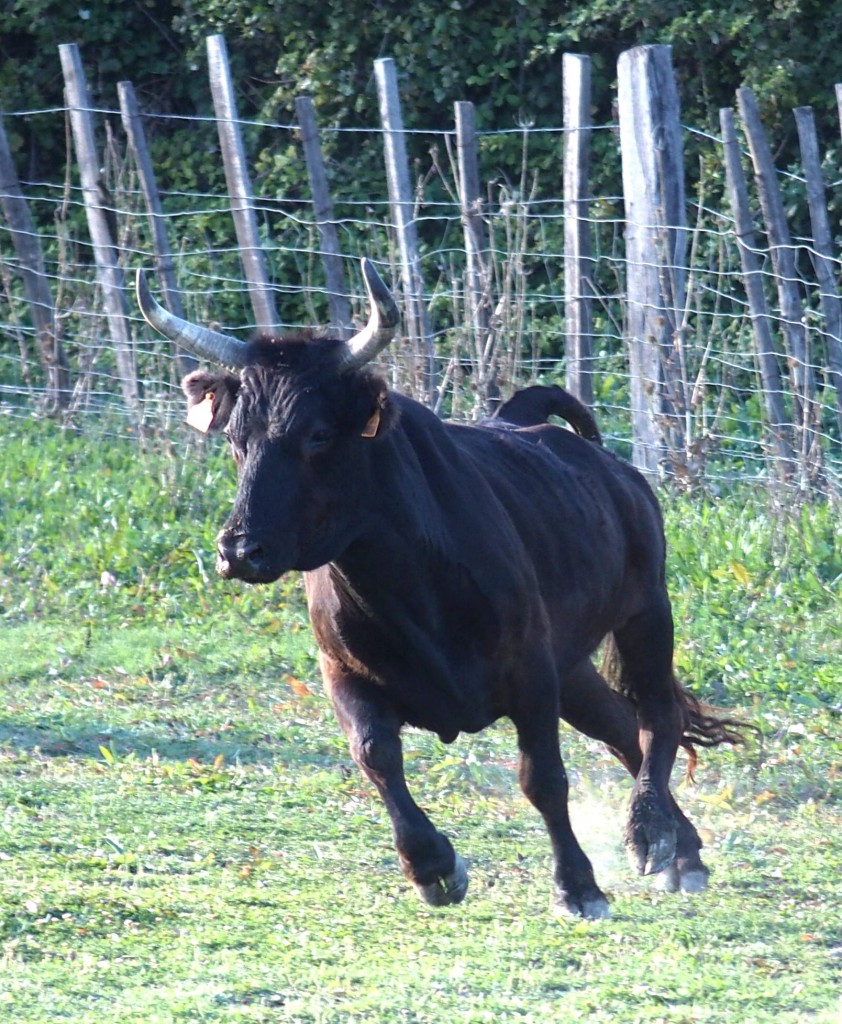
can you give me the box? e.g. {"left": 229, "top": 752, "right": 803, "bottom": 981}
{"left": 339, "top": 258, "right": 400, "bottom": 373}
{"left": 136, "top": 269, "right": 249, "bottom": 370}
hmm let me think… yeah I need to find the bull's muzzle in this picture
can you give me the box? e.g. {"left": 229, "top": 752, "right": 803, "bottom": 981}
{"left": 215, "top": 531, "right": 270, "bottom": 583}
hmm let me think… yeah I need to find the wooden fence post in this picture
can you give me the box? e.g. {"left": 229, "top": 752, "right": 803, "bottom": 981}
{"left": 0, "top": 115, "right": 70, "bottom": 412}
{"left": 794, "top": 104, "right": 842, "bottom": 441}
{"left": 294, "top": 95, "right": 352, "bottom": 336}
{"left": 118, "top": 80, "right": 197, "bottom": 376}
{"left": 454, "top": 100, "right": 495, "bottom": 405}
{"left": 562, "top": 53, "right": 594, "bottom": 407}
{"left": 737, "top": 87, "right": 822, "bottom": 482}
{"left": 58, "top": 42, "right": 140, "bottom": 422}
{"left": 720, "top": 107, "right": 795, "bottom": 478}
{"left": 206, "top": 33, "right": 278, "bottom": 333}
{"left": 374, "top": 57, "right": 434, "bottom": 403}
{"left": 617, "top": 44, "right": 687, "bottom": 478}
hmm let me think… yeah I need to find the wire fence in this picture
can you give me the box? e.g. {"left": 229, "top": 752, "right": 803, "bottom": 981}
{"left": 2, "top": 44, "right": 842, "bottom": 498}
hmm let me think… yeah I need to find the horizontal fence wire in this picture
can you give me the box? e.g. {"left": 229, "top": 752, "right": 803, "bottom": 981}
{"left": 1, "top": 100, "right": 841, "bottom": 496}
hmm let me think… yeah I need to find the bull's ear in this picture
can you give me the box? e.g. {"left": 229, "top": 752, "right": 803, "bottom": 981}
{"left": 181, "top": 370, "right": 240, "bottom": 433}
{"left": 359, "top": 387, "right": 398, "bottom": 440}
{"left": 360, "top": 407, "right": 381, "bottom": 438}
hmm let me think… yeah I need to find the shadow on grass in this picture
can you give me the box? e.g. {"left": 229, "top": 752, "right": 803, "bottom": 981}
{"left": 0, "top": 712, "right": 340, "bottom": 769}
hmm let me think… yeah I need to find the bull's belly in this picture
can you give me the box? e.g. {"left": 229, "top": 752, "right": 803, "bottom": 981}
{"left": 371, "top": 651, "right": 505, "bottom": 741}
{"left": 399, "top": 688, "right": 504, "bottom": 743}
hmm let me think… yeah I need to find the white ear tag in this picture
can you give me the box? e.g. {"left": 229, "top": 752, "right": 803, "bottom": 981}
{"left": 361, "top": 407, "right": 381, "bottom": 438}
{"left": 186, "top": 393, "right": 215, "bottom": 433}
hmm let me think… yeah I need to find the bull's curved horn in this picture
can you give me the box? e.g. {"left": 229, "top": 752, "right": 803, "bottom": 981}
{"left": 339, "top": 258, "right": 400, "bottom": 373}
{"left": 136, "top": 269, "right": 249, "bottom": 370}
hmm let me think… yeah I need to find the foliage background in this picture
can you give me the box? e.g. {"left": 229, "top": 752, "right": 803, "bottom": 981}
{"left": 4, "top": 0, "right": 842, "bottom": 198}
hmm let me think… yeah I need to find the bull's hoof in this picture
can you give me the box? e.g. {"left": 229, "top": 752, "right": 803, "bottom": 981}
{"left": 625, "top": 826, "right": 676, "bottom": 876}
{"left": 552, "top": 889, "right": 611, "bottom": 920}
{"left": 414, "top": 853, "right": 469, "bottom": 907}
{"left": 654, "top": 859, "right": 709, "bottom": 894}
{"left": 625, "top": 795, "right": 677, "bottom": 876}
{"left": 653, "top": 862, "right": 680, "bottom": 893}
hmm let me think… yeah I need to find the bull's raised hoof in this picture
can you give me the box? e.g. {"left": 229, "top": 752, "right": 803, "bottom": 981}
{"left": 413, "top": 853, "right": 469, "bottom": 907}
{"left": 552, "top": 889, "right": 611, "bottom": 920}
{"left": 624, "top": 791, "right": 678, "bottom": 875}
{"left": 654, "top": 858, "right": 710, "bottom": 894}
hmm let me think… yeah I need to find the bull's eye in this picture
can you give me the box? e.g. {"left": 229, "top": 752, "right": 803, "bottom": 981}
{"left": 303, "top": 426, "right": 334, "bottom": 458}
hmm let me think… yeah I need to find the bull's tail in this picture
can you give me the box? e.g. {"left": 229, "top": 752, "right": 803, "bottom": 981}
{"left": 601, "top": 633, "right": 749, "bottom": 776}
{"left": 493, "top": 385, "right": 602, "bottom": 444}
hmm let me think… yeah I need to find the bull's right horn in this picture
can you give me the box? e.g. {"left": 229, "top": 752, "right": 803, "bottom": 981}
{"left": 136, "top": 269, "right": 249, "bottom": 370}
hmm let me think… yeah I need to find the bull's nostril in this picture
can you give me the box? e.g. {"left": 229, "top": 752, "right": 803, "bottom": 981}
{"left": 237, "top": 541, "right": 263, "bottom": 564}
{"left": 217, "top": 536, "right": 263, "bottom": 566}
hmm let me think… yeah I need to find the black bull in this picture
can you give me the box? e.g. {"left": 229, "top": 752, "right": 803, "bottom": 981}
{"left": 137, "top": 259, "right": 741, "bottom": 918}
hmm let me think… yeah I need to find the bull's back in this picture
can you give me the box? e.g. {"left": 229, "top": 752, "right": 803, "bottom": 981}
{"left": 452, "top": 417, "right": 659, "bottom": 540}
{"left": 448, "top": 419, "right": 667, "bottom": 638}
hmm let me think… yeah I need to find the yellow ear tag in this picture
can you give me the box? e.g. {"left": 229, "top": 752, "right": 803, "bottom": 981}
{"left": 361, "top": 408, "right": 381, "bottom": 439}
{"left": 186, "top": 393, "right": 215, "bottom": 433}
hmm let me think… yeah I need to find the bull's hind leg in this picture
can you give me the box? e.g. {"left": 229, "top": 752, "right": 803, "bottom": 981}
{"left": 324, "top": 663, "right": 468, "bottom": 907}
{"left": 511, "top": 671, "right": 610, "bottom": 919}
{"left": 608, "top": 597, "right": 686, "bottom": 876}
{"left": 560, "top": 658, "right": 709, "bottom": 893}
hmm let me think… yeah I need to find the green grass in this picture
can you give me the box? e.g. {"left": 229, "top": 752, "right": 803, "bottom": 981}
{"left": 1, "top": 417, "right": 841, "bottom": 1023}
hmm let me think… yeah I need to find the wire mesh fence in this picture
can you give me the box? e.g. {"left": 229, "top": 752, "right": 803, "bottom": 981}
{"left": 2, "top": 45, "right": 842, "bottom": 497}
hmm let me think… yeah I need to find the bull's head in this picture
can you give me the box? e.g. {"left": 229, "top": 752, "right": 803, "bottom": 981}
{"left": 137, "top": 260, "right": 400, "bottom": 582}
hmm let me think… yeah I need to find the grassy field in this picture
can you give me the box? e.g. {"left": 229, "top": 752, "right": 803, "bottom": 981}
{"left": 1, "top": 416, "right": 841, "bottom": 1023}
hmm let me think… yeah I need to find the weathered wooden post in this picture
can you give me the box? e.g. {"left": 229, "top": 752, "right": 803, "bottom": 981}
{"left": 562, "top": 53, "right": 594, "bottom": 407}
{"left": 206, "top": 33, "right": 278, "bottom": 333}
{"left": 294, "top": 95, "right": 352, "bottom": 336}
{"left": 454, "top": 100, "right": 494, "bottom": 406}
{"left": 720, "top": 107, "right": 795, "bottom": 479}
{"left": 737, "top": 87, "right": 821, "bottom": 482}
{"left": 617, "top": 44, "right": 687, "bottom": 478}
{"left": 794, "top": 104, "right": 842, "bottom": 441}
{"left": 59, "top": 42, "right": 140, "bottom": 422}
{"left": 374, "top": 57, "right": 435, "bottom": 403}
{"left": 118, "top": 80, "right": 197, "bottom": 376}
{"left": 0, "top": 115, "right": 70, "bottom": 412}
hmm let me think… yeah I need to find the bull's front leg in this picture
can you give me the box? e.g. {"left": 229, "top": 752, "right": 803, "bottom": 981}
{"left": 324, "top": 663, "right": 468, "bottom": 906}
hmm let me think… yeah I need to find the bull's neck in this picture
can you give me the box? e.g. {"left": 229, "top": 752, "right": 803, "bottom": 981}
{"left": 328, "top": 398, "right": 468, "bottom": 606}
